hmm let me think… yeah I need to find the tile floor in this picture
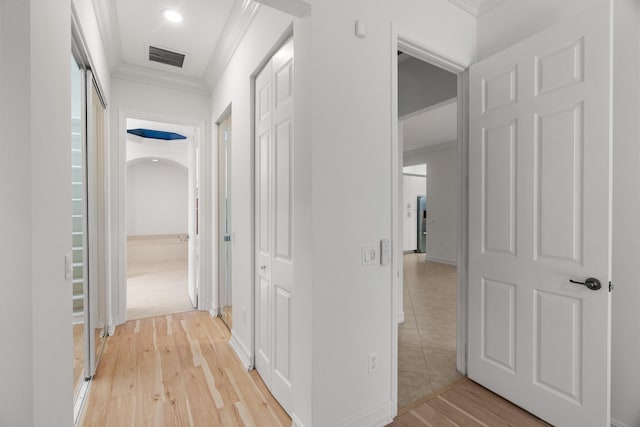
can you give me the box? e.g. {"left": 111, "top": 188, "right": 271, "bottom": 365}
{"left": 398, "top": 253, "right": 462, "bottom": 408}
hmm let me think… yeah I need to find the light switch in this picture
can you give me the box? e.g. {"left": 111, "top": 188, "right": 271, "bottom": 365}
{"left": 362, "top": 245, "right": 378, "bottom": 266}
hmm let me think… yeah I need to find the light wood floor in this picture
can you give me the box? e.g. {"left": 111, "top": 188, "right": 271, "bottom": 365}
{"left": 74, "top": 323, "right": 85, "bottom": 398}
{"left": 80, "top": 311, "right": 290, "bottom": 426}
{"left": 390, "top": 378, "right": 551, "bottom": 427}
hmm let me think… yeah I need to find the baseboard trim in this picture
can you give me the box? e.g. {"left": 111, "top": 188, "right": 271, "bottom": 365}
{"left": 611, "top": 419, "right": 627, "bottom": 427}
{"left": 425, "top": 255, "right": 457, "bottom": 266}
{"left": 398, "top": 310, "right": 405, "bottom": 324}
{"left": 209, "top": 307, "right": 219, "bottom": 317}
{"left": 111, "top": 315, "right": 126, "bottom": 326}
{"left": 291, "top": 413, "right": 306, "bottom": 427}
{"left": 229, "top": 331, "right": 254, "bottom": 370}
{"left": 335, "top": 401, "right": 393, "bottom": 427}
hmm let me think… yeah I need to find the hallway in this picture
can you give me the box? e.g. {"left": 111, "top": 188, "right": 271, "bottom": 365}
{"left": 80, "top": 312, "right": 289, "bottom": 426}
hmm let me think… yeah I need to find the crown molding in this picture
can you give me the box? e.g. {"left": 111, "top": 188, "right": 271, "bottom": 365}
{"left": 255, "top": 0, "right": 310, "bottom": 17}
{"left": 92, "top": 0, "right": 122, "bottom": 71}
{"left": 203, "top": 0, "right": 262, "bottom": 91}
{"left": 477, "top": 0, "right": 508, "bottom": 15}
{"left": 113, "top": 63, "right": 211, "bottom": 96}
{"left": 448, "top": 0, "right": 479, "bottom": 17}
{"left": 93, "top": 0, "right": 262, "bottom": 94}
{"left": 448, "top": 0, "right": 507, "bottom": 17}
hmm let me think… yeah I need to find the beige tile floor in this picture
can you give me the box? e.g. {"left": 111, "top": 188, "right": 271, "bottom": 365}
{"left": 398, "top": 253, "right": 462, "bottom": 408}
{"left": 127, "top": 259, "right": 195, "bottom": 321}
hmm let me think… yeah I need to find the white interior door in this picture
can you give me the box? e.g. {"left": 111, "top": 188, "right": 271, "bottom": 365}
{"left": 468, "top": 5, "right": 611, "bottom": 426}
{"left": 255, "top": 38, "right": 294, "bottom": 415}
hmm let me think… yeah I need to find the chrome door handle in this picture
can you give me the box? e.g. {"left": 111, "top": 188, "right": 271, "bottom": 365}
{"left": 569, "top": 277, "right": 602, "bottom": 290}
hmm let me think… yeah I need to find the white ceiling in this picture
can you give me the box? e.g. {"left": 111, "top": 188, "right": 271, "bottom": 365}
{"left": 94, "top": 0, "right": 260, "bottom": 94}
{"left": 93, "top": 0, "right": 508, "bottom": 94}
{"left": 114, "top": 0, "right": 234, "bottom": 79}
{"left": 402, "top": 99, "right": 457, "bottom": 153}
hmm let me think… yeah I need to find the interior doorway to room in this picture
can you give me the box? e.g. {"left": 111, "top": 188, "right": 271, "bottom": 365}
{"left": 397, "top": 51, "right": 462, "bottom": 408}
{"left": 125, "top": 118, "right": 198, "bottom": 320}
{"left": 217, "top": 111, "right": 232, "bottom": 330}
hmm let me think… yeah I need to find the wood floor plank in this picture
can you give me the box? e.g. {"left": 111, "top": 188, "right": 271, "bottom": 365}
{"left": 455, "top": 381, "right": 551, "bottom": 426}
{"left": 390, "top": 414, "right": 428, "bottom": 427}
{"left": 387, "top": 378, "right": 548, "bottom": 427}
{"left": 80, "top": 311, "right": 290, "bottom": 426}
{"left": 411, "top": 403, "right": 458, "bottom": 426}
{"left": 439, "top": 388, "right": 518, "bottom": 427}
{"left": 427, "top": 396, "right": 487, "bottom": 427}
{"left": 105, "top": 394, "right": 136, "bottom": 427}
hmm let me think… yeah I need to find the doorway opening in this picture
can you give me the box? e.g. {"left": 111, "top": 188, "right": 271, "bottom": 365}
{"left": 396, "top": 49, "right": 463, "bottom": 409}
{"left": 217, "top": 110, "right": 233, "bottom": 330}
{"left": 124, "top": 117, "right": 198, "bottom": 320}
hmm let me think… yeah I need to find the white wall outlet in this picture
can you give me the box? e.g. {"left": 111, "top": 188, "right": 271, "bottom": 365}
{"left": 368, "top": 352, "right": 377, "bottom": 373}
{"left": 361, "top": 245, "right": 378, "bottom": 266}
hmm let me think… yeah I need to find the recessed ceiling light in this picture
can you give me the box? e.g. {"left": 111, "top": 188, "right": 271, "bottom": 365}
{"left": 162, "top": 9, "right": 183, "bottom": 23}
{"left": 152, "top": 159, "right": 159, "bottom": 162}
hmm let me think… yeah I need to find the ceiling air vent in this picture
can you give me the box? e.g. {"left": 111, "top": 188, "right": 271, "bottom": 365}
{"left": 149, "top": 46, "right": 185, "bottom": 68}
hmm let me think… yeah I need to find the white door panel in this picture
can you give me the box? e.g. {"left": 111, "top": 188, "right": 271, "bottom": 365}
{"left": 255, "top": 38, "right": 294, "bottom": 415}
{"left": 468, "top": 5, "right": 611, "bottom": 427}
{"left": 255, "top": 58, "right": 273, "bottom": 385}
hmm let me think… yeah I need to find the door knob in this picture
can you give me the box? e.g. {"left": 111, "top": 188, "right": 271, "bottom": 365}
{"left": 569, "top": 277, "right": 602, "bottom": 290}
{"left": 259, "top": 265, "right": 267, "bottom": 270}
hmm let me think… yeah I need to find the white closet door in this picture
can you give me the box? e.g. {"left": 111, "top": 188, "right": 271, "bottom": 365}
{"left": 468, "top": 5, "right": 611, "bottom": 426}
{"left": 255, "top": 57, "right": 273, "bottom": 388}
{"left": 255, "top": 38, "right": 294, "bottom": 415}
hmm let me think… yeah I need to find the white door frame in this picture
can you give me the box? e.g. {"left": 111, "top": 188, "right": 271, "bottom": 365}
{"left": 115, "top": 109, "right": 207, "bottom": 324}
{"left": 215, "top": 105, "right": 232, "bottom": 326}
{"left": 390, "top": 31, "right": 469, "bottom": 414}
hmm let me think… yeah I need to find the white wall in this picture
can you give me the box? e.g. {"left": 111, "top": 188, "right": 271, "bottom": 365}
{"left": 477, "top": 0, "right": 603, "bottom": 60}
{"left": 307, "top": 0, "right": 475, "bottom": 425}
{"left": 477, "top": 1, "right": 640, "bottom": 425}
{"left": 406, "top": 144, "right": 458, "bottom": 264}
{"left": 126, "top": 137, "right": 190, "bottom": 168}
{"left": 611, "top": 1, "right": 640, "bottom": 426}
{"left": 126, "top": 160, "right": 188, "bottom": 236}
{"left": 0, "top": 0, "right": 72, "bottom": 424}
{"left": 110, "top": 78, "right": 211, "bottom": 323}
